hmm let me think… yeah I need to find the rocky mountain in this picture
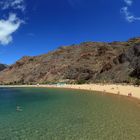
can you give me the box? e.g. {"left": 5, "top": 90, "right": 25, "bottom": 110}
{"left": 0, "top": 64, "right": 8, "bottom": 72}
{"left": 0, "top": 37, "right": 140, "bottom": 85}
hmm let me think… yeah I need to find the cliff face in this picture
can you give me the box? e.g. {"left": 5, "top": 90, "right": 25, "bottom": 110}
{"left": 0, "top": 37, "right": 140, "bottom": 85}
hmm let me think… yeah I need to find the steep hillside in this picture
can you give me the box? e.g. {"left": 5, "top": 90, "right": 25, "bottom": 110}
{"left": 0, "top": 37, "right": 140, "bottom": 85}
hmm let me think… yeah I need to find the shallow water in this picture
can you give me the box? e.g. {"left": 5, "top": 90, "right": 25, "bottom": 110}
{"left": 0, "top": 87, "right": 140, "bottom": 140}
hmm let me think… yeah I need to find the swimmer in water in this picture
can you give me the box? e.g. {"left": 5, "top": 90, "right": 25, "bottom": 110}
{"left": 16, "top": 106, "right": 23, "bottom": 112}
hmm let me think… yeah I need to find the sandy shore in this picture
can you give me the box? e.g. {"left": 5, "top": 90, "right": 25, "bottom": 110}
{"left": 0, "top": 84, "right": 140, "bottom": 100}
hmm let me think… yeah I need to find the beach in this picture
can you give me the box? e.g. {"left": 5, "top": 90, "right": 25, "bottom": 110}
{"left": 0, "top": 84, "right": 140, "bottom": 100}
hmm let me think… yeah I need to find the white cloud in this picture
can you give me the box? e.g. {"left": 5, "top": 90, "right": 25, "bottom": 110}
{"left": 121, "top": 0, "right": 140, "bottom": 22}
{"left": 0, "top": 0, "right": 25, "bottom": 12}
{"left": 124, "top": 0, "right": 133, "bottom": 6}
{"left": 0, "top": 13, "right": 22, "bottom": 45}
{"left": 0, "top": 0, "right": 26, "bottom": 46}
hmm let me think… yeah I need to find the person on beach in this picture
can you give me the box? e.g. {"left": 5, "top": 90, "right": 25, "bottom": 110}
{"left": 128, "top": 93, "right": 132, "bottom": 97}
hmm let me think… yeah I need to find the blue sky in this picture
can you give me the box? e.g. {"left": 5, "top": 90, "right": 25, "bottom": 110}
{"left": 0, "top": 0, "right": 140, "bottom": 64}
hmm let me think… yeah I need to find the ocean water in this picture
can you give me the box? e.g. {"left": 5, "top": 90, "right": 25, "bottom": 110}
{"left": 0, "top": 88, "right": 140, "bottom": 140}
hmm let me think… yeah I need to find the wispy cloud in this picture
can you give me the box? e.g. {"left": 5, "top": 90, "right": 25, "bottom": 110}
{"left": 121, "top": 7, "right": 140, "bottom": 22}
{"left": 27, "top": 33, "right": 35, "bottom": 37}
{"left": 124, "top": 0, "right": 133, "bottom": 6}
{"left": 121, "top": 0, "right": 140, "bottom": 22}
{"left": 67, "top": 0, "right": 85, "bottom": 8}
{"left": 0, "top": 0, "right": 25, "bottom": 12}
{"left": 0, "top": 0, "right": 26, "bottom": 46}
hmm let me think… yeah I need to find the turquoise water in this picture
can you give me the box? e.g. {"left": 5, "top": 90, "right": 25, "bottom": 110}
{"left": 0, "top": 88, "right": 140, "bottom": 140}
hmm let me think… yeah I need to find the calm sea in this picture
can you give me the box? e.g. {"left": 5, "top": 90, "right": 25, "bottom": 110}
{"left": 0, "top": 87, "right": 140, "bottom": 140}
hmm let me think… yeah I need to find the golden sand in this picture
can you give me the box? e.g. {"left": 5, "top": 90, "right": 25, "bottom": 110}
{"left": 1, "top": 84, "right": 140, "bottom": 100}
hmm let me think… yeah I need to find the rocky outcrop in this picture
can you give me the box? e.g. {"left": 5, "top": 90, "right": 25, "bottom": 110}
{"left": 0, "top": 37, "right": 140, "bottom": 85}
{"left": 0, "top": 64, "right": 8, "bottom": 72}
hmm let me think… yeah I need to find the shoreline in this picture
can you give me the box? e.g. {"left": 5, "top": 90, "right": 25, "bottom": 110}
{"left": 0, "top": 84, "right": 140, "bottom": 100}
